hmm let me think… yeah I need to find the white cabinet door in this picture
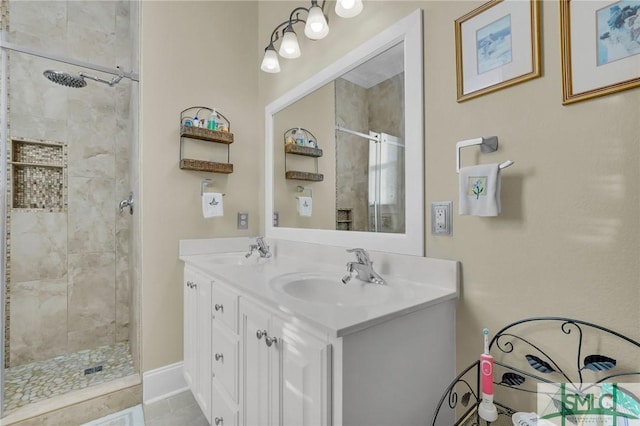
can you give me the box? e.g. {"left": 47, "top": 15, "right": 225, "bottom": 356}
{"left": 183, "top": 267, "right": 212, "bottom": 423}
{"left": 274, "top": 318, "right": 332, "bottom": 426}
{"left": 240, "top": 299, "right": 274, "bottom": 426}
{"left": 240, "top": 299, "right": 331, "bottom": 426}
{"left": 195, "top": 276, "right": 212, "bottom": 423}
{"left": 183, "top": 269, "right": 198, "bottom": 389}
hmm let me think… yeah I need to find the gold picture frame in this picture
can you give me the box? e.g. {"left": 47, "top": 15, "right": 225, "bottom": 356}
{"left": 455, "top": 0, "right": 541, "bottom": 102}
{"left": 560, "top": 0, "right": 640, "bottom": 104}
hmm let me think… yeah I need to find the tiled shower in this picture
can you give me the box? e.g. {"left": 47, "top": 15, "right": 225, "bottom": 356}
{"left": 335, "top": 72, "right": 405, "bottom": 233}
{"left": 1, "top": 0, "right": 140, "bottom": 417}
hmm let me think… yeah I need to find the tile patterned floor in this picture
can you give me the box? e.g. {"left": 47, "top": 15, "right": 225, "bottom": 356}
{"left": 3, "top": 342, "right": 135, "bottom": 414}
{"left": 143, "top": 391, "right": 208, "bottom": 426}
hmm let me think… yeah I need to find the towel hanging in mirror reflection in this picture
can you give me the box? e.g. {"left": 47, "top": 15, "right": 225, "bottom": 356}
{"left": 297, "top": 196, "right": 312, "bottom": 217}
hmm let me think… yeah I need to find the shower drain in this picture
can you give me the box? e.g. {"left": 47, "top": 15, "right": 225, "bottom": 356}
{"left": 84, "top": 364, "right": 104, "bottom": 375}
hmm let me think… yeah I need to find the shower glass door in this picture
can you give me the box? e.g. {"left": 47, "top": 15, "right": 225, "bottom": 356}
{"left": 0, "top": 0, "right": 140, "bottom": 417}
{"left": 368, "top": 132, "right": 404, "bottom": 233}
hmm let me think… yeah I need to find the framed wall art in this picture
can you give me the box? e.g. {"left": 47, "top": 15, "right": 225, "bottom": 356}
{"left": 561, "top": 0, "right": 640, "bottom": 104}
{"left": 455, "top": 0, "right": 541, "bottom": 102}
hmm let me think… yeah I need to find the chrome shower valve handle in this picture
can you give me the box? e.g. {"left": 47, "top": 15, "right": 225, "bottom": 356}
{"left": 118, "top": 192, "right": 134, "bottom": 215}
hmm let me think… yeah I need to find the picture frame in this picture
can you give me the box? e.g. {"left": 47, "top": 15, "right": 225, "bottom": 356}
{"left": 560, "top": 0, "right": 640, "bottom": 104}
{"left": 455, "top": 0, "right": 541, "bottom": 102}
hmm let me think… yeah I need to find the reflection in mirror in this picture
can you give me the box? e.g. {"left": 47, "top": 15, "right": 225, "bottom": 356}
{"left": 335, "top": 43, "right": 404, "bottom": 233}
{"left": 273, "top": 83, "right": 336, "bottom": 230}
{"left": 273, "top": 43, "right": 405, "bottom": 233}
{"left": 265, "top": 9, "right": 424, "bottom": 256}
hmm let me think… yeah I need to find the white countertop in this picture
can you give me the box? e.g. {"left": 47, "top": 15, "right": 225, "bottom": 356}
{"left": 180, "top": 238, "right": 458, "bottom": 338}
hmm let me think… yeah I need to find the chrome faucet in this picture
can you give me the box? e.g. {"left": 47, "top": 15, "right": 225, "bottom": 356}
{"left": 342, "top": 248, "right": 385, "bottom": 285}
{"left": 246, "top": 237, "right": 271, "bottom": 258}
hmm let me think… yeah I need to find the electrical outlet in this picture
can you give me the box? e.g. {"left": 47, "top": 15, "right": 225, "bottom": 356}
{"left": 273, "top": 212, "right": 279, "bottom": 227}
{"left": 431, "top": 201, "right": 452, "bottom": 235}
{"left": 237, "top": 212, "right": 249, "bottom": 230}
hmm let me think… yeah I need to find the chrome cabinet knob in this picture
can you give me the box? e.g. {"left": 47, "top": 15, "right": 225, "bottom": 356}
{"left": 265, "top": 336, "right": 278, "bottom": 347}
{"left": 214, "top": 417, "right": 223, "bottom": 425}
{"left": 256, "top": 329, "right": 267, "bottom": 340}
{"left": 215, "top": 353, "right": 224, "bottom": 361}
{"left": 214, "top": 304, "right": 224, "bottom": 312}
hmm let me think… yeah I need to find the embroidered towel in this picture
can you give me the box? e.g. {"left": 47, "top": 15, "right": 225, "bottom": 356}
{"left": 459, "top": 163, "right": 501, "bottom": 216}
{"left": 202, "top": 192, "right": 224, "bottom": 218}
{"left": 297, "top": 196, "right": 312, "bottom": 217}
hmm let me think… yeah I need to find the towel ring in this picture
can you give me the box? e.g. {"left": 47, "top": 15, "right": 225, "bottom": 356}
{"left": 456, "top": 137, "right": 514, "bottom": 173}
{"left": 295, "top": 185, "right": 313, "bottom": 198}
{"left": 201, "top": 179, "right": 226, "bottom": 196}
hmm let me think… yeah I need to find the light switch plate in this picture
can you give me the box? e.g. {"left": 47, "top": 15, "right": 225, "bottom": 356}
{"left": 237, "top": 212, "right": 249, "bottom": 230}
{"left": 431, "top": 201, "right": 452, "bottom": 236}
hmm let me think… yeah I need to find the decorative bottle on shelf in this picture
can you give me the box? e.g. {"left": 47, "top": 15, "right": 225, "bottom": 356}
{"left": 295, "top": 128, "right": 307, "bottom": 146}
{"left": 208, "top": 109, "right": 218, "bottom": 130}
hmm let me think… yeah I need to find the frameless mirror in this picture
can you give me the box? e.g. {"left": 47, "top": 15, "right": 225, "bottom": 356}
{"left": 265, "top": 10, "right": 424, "bottom": 255}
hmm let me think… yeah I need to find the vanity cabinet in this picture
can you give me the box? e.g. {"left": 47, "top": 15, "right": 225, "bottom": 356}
{"left": 183, "top": 262, "right": 455, "bottom": 426}
{"left": 183, "top": 267, "right": 212, "bottom": 423}
{"left": 240, "top": 298, "right": 331, "bottom": 426}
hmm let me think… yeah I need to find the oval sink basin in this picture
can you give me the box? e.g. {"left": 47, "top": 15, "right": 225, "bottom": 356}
{"left": 270, "top": 272, "right": 392, "bottom": 306}
{"left": 202, "top": 252, "right": 270, "bottom": 266}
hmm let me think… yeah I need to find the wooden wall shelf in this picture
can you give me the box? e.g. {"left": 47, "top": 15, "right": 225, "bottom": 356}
{"left": 179, "top": 106, "right": 234, "bottom": 174}
{"left": 180, "top": 125, "right": 234, "bottom": 144}
{"left": 285, "top": 171, "right": 324, "bottom": 181}
{"left": 180, "top": 159, "right": 234, "bottom": 174}
{"left": 284, "top": 144, "right": 322, "bottom": 157}
{"left": 284, "top": 137, "right": 323, "bottom": 181}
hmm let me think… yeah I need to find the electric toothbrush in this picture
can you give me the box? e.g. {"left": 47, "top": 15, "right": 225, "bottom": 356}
{"left": 478, "top": 328, "right": 498, "bottom": 422}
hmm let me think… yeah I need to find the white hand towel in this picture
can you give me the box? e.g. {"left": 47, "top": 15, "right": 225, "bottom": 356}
{"left": 459, "top": 163, "right": 501, "bottom": 216}
{"left": 202, "top": 192, "right": 224, "bottom": 218}
{"left": 297, "top": 196, "right": 312, "bottom": 217}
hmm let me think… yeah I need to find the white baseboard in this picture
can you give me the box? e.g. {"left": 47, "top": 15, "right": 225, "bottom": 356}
{"left": 142, "top": 361, "right": 188, "bottom": 404}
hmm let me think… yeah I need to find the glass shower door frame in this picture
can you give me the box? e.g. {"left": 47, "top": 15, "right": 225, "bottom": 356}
{"left": 0, "top": 27, "right": 140, "bottom": 417}
{"left": 0, "top": 32, "right": 8, "bottom": 418}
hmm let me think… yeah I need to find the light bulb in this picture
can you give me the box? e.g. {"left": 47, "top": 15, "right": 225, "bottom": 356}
{"left": 260, "top": 47, "right": 280, "bottom": 73}
{"left": 335, "top": 0, "right": 363, "bottom": 18}
{"left": 279, "top": 29, "right": 301, "bottom": 58}
{"left": 304, "top": 5, "right": 329, "bottom": 40}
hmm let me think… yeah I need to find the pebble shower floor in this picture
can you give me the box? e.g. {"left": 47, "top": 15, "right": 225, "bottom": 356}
{"left": 2, "top": 342, "right": 135, "bottom": 414}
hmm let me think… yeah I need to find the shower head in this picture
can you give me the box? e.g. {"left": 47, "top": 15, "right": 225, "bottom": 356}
{"left": 43, "top": 70, "right": 87, "bottom": 88}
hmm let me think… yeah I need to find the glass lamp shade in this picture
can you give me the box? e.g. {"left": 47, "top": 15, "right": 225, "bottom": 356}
{"left": 304, "top": 5, "right": 329, "bottom": 40}
{"left": 260, "top": 47, "right": 281, "bottom": 73}
{"left": 335, "top": 0, "right": 363, "bottom": 18}
{"left": 279, "top": 30, "right": 301, "bottom": 58}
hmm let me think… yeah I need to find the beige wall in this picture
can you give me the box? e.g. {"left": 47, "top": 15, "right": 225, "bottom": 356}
{"left": 140, "top": 1, "right": 640, "bottom": 377}
{"left": 258, "top": 0, "right": 640, "bottom": 374}
{"left": 140, "top": 1, "right": 259, "bottom": 371}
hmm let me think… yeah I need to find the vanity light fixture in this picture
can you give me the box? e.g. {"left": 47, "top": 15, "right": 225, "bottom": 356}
{"left": 279, "top": 24, "right": 301, "bottom": 59}
{"left": 261, "top": 0, "right": 363, "bottom": 73}
{"left": 304, "top": 2, "right": 330, "bottom": 39}
{"left": 335, "top": 0, "right": 363, "bottom": 18}
{"left": 260, "top": 43, "right": 281, "bottom": 73}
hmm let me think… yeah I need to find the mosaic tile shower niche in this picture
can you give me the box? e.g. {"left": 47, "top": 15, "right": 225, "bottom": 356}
{"left": 11, "top": 138, "right": 67, "bottom": 211}
{"left": 1, "top": 0, "right": 140, "bottom": 415}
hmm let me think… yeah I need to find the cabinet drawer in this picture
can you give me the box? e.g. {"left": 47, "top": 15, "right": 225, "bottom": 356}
{"left": 212, "top": 283, "right": 238, "bottom": 333}
{"left": 212, "top": 323, "right": 239, "bottom": 403}
{"left": 211, "top": 382, "right": 239, "bottom": 426}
